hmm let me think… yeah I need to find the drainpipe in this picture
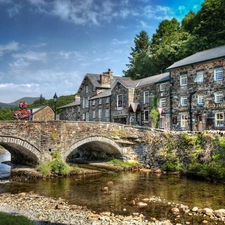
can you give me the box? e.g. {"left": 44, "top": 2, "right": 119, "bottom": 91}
{"left": 109, "top": 95, "right": 112, "bottom": 122}
{"left": 189, "top": 91, "right": 197, "bottom": 131}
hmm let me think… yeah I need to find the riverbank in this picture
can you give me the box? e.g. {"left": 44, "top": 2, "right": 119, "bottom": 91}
{"left": 0, "top": 191, "right": 225, "bottom": 225}
{"left": 0, "top": 192, "right": 173, "bottom": 225}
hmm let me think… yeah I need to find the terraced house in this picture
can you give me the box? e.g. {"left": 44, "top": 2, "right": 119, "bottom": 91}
{"left": 60, "top": 45, "right": 225, "bottom": 131}
{"left": 168, "top": 45, "right": 225, "bottom": 131}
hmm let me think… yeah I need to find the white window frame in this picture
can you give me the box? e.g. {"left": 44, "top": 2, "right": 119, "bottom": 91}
{"left": 144, "top": 91, "right": 149, "bottom": 104}
{"left": 92, "top": 99, "right": 95, "bottom": 106}
{"left": 106, "top": 97, "right": 110, "bottom": 104}
{"left": 82, "top": 98, "right": 85, "bottom": 108}
{"left": 195, "top": 71, "right": 204, "bottom": 83}
{"left": 181, "top": 114, "right": 188, "bottom": 127}
{"left": 117, "top": 94, "right": 123, "bottom": 109}
{"left": 180, "top": 75, "right": 187, "bottom": 86}
{"left": 143, "top": 110, "right": 149, "bottom": 122}
{"left": 214, "top": 68, "right": 223, "bottom": 81}
{"left": 77, "top": 106, "right": 80, "bottom": 112}
{"left": 85, "top": 97, "right": 89, "bottom": 108}
{"left": 92, "top": 85, "right": 96, "bottom": 92}
{"left": 215, "top": 112, "right": 224, "bottom": 127}
{"left": 181, "top": 96, "right": 188, "bottom": 106}
{"left": 105, "top": 109, "right": 109, "bottom": 118}
{"left": 197, "top": 95, "right": 204, "bottom": 105}
{"left": 215, "top": 92, "right": 224, "bottom": 103}
{"left": 98, "top": 109, "right": 102, "bottom": 120}
{"left": 99, "top": 98, "right": 102, "bottom": 105}
{"left": 159, "top": 98, "right": 166, "bottom": 107}
{"left": 160, "top": 83, "right": 166, "bottom": 91}
{"left": 85, "top": 85, "right": 88, "bottom": 94}
{"left": 93, "top": 110, "right": 95, "bottom": 119}
{"left": 82, "top": 113, "right": 85, "bottom": 121}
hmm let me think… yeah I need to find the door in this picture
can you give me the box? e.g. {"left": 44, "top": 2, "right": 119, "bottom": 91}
{"left": 197, "top": 114, "right": 203, "bottom": 131}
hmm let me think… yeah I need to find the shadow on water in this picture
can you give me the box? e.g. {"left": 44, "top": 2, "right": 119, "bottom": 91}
{"left": 0, "top": 149, "right": 11, "bottom": 179}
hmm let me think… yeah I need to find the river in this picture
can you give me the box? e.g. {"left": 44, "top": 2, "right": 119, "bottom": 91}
{"left": 0, "top": 150, "right": 225, "bottom": 222}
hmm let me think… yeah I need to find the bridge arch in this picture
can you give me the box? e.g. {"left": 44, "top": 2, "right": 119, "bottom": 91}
{"left": 64, "top": 136, "right": 123, "bottom": 161}
{"left": 0, "top": 136, "right": 41, "bottom": 165}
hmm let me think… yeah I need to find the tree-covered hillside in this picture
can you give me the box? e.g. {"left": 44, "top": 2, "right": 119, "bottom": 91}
{"left": 123, "top": 0, "right": 225, "bottom": 79}
{"left": 0, "top": 94, "right": 75, "bottom": 120}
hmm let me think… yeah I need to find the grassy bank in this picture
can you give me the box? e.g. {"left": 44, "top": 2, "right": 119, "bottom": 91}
{"left": 0, "top": 212, "right": 33, "bottom": 225}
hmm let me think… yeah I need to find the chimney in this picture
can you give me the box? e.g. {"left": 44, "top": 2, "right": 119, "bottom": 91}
{"left": 100, "top": 69, "right": 113, "bottom": 85}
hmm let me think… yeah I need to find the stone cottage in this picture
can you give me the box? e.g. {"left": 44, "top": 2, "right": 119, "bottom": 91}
{"left": 29, "top": 106, "right": 55, "bottom": 121}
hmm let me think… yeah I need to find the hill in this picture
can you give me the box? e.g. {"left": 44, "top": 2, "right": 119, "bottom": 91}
{"left": 0, "top": 97, "right": 39, "bottom": 108}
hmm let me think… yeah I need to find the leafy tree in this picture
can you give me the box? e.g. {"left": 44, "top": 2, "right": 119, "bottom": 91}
{"left": 181, "top": 10, "right": 196, "bottom": 33}
{"left": 192, "top": 0, "right": 225, "bottom": 50}
{"left": 123, "top": 30, "right": 151, "bottom": 79}
{"left": 0, "top": 107, "right": 15, "bottom": 120}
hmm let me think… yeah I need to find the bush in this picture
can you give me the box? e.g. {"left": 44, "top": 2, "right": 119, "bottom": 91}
{"left": 162, "top": 161, "right": 181, "bottom": 172}
{"left": 108, "top": 159, "right": 138, "bottom": 168}
{"left": 38, "top": 150, "right": 71, "bottom": 176}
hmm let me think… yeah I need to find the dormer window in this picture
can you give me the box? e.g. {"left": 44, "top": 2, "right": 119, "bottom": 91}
{"left": 99, "top": 98, "right": 102, "bottom": 105}
{"left": 85, "top": 85, "right": 88, "bottom": 93}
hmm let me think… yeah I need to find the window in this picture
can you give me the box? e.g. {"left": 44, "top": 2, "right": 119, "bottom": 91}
{"left": 159, "top": 98, "right": 166, "bottom": 107}
{"left": 117, "top": 94, "right": 123, "bottom": 108}
{"left": 214, "top": 68, "right": 223, "bottom": 81}
{"left": 85, "top": 85, "right": 88, "bottom": 94}
{"left": 92, "top": 99, "right": 95, "bottom": 106}
{"left": 144, "top": 110, "right": 149, "bottom": 122}
{"left": 82, "top": 98, "right": 85, "bottom": 108}
{"left": 92, "top": 85, "right": 96, "bottom": 92}
{"left": 160, "top": 83, "right": 166, "bottom": 91}
{"left": 195, "top": 71, "right": 204, "bottom": 83}
{"left": 215, "top": 112, "right": 224, "bottom": 127}
{"left": 106, "top": 97, "right": 110, "bottom": 104}
{"left": 180, "top": 75, "right": 187, "bottom": 86}
{"left": 82, "top": 113, "right": 85, "bottom": 121}
{"left": 181, "top": 114, "right": 188, "bottom": 127}
{"left": 159, "top": 117, "right": 165, "bottom": 128}
{"left": 93, "top": 111, "right": 95, "bottom": 119}
{"left": 98, "top": 109, "right": 102, "bottom": 119}
{"left": 66, "top": 108, "right": 68, "bottom": 113}
{"left": 77, "top": 106, "right": 80, "bottom": 112}
{"left": 181, "top": 96, "right": 188, "bottom": 106}
{"left": 72, "top": 107, "right": 74, "bottom": 113}
{"left": 198, "top": 95, "right": 204, "bottom": 105}
{"left": 144, "top": 91, "right": 149, "bottom": 104}
{"left": 215, "top": 92, "right": 224, "bottom": 103}
{"left": 99, "top": 98, "right": 102, "bottom": 105}
{"left": 85, "top": 97, "right": 89, "bottom": 108}
{"left": 105, "top": 109, "right": 109, "bottom": 118}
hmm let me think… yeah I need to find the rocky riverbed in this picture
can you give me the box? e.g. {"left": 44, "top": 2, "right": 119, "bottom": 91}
{"left": 0, "top": 192, "right": 225, "bottom": 225}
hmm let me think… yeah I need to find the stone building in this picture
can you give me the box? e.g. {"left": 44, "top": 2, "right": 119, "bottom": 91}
{"left": 60, "top": 45, "right": 225, "bottom": 131}
{"left": 29, "top": 106, "right": 54, "bottom": 121}
{"left": 59, "top": 96, "right": 80, "bottom": 121}
{"left": 167, "top": 45, "right": 225, "bottom": 131}
{"left": 60, "top": 69, "right": 170, "bottom": 129}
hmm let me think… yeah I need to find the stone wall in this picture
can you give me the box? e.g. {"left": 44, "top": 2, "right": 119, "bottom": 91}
{"left": 33, "top": 106, "right": 54, "bottom": 121}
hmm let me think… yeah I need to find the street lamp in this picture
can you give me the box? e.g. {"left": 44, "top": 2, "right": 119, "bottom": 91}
{"left": 53, "top": 92, "right": 58, "bottom": 120}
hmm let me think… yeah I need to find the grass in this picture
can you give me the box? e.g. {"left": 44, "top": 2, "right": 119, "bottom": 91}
{"left": 108, "top": 159, "right": 138, "bottom": 168}
{"left": 0, "top": 212, "right": 33, "bottom": 225}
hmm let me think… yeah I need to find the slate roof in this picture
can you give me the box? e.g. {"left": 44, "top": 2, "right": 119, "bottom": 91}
{"left": 136, "top": 72, "right": 170, "bottom": 87}
{"left": 90, "top": 89, "right": 111, "bottom": 100}
{"left": 59, "top": 96, "right": 80, "bottom": 109}
{"left": 167, "top": 45, "right": 225, "bottom": 70}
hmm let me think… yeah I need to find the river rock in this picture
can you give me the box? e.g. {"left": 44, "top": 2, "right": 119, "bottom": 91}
{"left": 202, "top": 208, "right": 214, "bottom": 216}
{"left": 214, "top": 209, "right": 225, "bottom": 217}
{"left": 136, "top": 202, "right": 148, "bottom": 207}
{"left": 171, "top": 207, "right": 180, "bottom": 215}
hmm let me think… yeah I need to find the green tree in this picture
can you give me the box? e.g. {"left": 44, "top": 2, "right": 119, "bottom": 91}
{"left": 123, "top": 30, "right": 151, "bottom": 79}
{"left": 192, "top": 0, "right": 225, "bottom": 50}
{"left": 149, "top": 96, "right": 159, "bottom": 128}
{"left": 181, "top": 10, "right": 196, "bottom": 33}
{"left": 0, "top": 107, "right": 15, "bottom": 120}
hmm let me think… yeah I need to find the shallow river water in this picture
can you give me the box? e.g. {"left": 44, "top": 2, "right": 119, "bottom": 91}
{"left": 0, "top": 150, "right": 225, "bottom": 222}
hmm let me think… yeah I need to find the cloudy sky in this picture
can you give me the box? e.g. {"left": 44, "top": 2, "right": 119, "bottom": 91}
{"left": 0, "top": 0, "right": 204, "bottom": 103}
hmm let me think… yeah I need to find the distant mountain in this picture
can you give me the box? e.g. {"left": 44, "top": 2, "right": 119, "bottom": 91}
{"left": 0, "top": 97, "right": 39, "bottom": 108}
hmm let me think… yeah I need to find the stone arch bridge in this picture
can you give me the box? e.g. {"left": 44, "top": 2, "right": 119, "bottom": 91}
{"left": 0, "top": 121, "right": 166, "bottom": 166}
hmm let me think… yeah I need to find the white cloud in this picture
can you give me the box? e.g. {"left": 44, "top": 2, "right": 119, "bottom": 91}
{"left": 0, "top": 41, "right": 19, "bottom": 57}
{"left": 12, "top": 51, "right": 46, "bottom": 62}
{"left": 112, "top": 39, "right": 128, "bottom": 45}
{"left": 7, "top": 4, "right": 22, "bottom": 17}
{"left": 9, "top": 58, "right": 30, "bottom": 68}
{"left": 144, "top": 5, "right": 174, "bottom": 20}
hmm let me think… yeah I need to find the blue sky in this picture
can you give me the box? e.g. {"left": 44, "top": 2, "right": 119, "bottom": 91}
{"left": 0, "top": 0, "right": 204, "bottom": 103}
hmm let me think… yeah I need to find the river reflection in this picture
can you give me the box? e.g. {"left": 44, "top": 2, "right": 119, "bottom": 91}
{"left": 0, "top": 149, "right": 11, "bottom": 178}
{"left": 0, "top": 151, "right": 225, "bottom": 221}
